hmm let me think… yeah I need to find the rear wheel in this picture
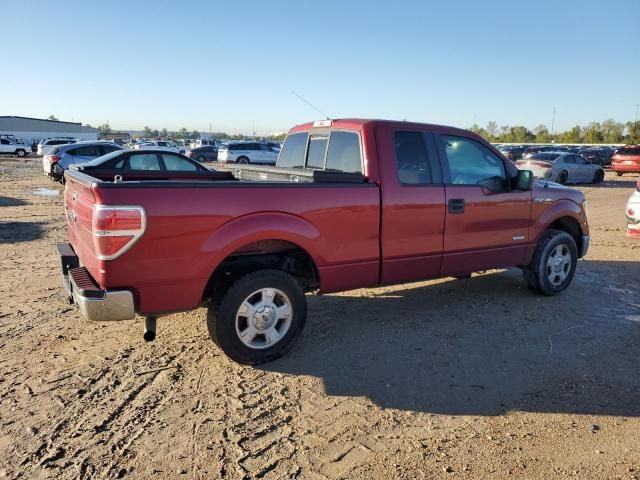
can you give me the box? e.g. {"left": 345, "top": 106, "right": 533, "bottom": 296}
{"left": 237, "top": 156, "right": 250, "bottom": 164}
{"left": 523, "top": 229, "right": 578, "bottom": 296}
{"left": 592, "top": 170, "right": 604, "bottom": 184}
{"left": 197, "top": 155, "right": 206, "bottom": 162}
{"left": 617, "top": 172, "right": 623, "bottom": 177}
{"left": 207, "top": 269, "right": 307, "bottom": 364}
{"left": 557, "top": 171, "right": 568, "bottom": 185}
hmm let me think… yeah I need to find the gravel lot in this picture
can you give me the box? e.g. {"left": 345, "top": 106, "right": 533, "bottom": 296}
{"left": 1, "top": 157, "right": 639, "bottom": 479}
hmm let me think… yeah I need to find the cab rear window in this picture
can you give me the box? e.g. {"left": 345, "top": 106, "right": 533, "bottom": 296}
{"left": 277, "top": 130, "right": 362, "bottom": 173}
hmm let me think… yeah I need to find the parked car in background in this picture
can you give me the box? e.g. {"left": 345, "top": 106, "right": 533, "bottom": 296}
{"left": 625, "top": 178, "right": 640, "bottom": 237}
{"left": 516, "top": 152, "right": 604, "bottom": 184}
{"left": 611, "top": 145, "right": 640, "bottom": 176}
{"left": 43, "top": 141, "right": 123, "bottom": 181}
{"left": 217, "top": 141, "right": 278, "bottom": 164}
{"left": 69, "top": 149, "right": 224, "bottom": 179}
{"left": 580, "top": 148, "right": 613, "bottom": 167}
{"left": 132, "top": 140, "right": 184, "bottom": 154}
{"left": 0, "top": 138, "right": 31, "bottom": 157}
{"left": 38, "top": 138, "right": 77, "bottom": 156}
{"left": 498, "top": 145, "right": 526, "bottom": 161}
{"left": 187, "top": 145, "right": 218, "bottom": 162}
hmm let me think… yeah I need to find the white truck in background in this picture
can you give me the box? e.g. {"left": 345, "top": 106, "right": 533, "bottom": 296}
{"left": 0, "top": 137, "right": 31, "bottom": 157}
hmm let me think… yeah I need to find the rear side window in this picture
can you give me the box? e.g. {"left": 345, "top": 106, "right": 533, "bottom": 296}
{"left": 325, "top": 131, "right": 362, "bottom": 173}
{"left": 277, "top": 132, "right": 308, "bottom": 168}
{"left": 70, "top": 145, "right": 101, "bottom": 156}
{"left": 129, "top": 153, "right": 160, "bottom": 170}
{"left": 162, "top": 154, "right": 199, "bottom": 171}
{"left": 617, "top": 147, "right": 640, "bottom": 155}
{"left": 101, "top": 145, "right": 120, "bottom": 155}
{"left": 306, "top": 135, "right": 328, "bottom": 169}
{"left": 394, "top": 131, "right": 432, "bottom": 184}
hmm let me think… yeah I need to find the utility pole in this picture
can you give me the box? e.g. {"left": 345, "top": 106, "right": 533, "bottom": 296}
{"left": 551, "top": 106, "right": 556, "bottom": 139}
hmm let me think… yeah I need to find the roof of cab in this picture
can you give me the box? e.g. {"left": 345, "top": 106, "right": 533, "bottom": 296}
{"left": 288, "top": 118, "right": 473, "bottom": 137}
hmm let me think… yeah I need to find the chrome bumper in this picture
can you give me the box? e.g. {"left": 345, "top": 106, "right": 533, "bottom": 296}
{"left": 580, "top": 235, "right": 590, "bottom": 258}
{"left": 58, "top": 243, "right": 135, "bottom": 321}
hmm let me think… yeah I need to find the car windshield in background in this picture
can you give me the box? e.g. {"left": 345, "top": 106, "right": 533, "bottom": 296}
{"left": 617, "top": 147, "right": 640, "bottom": 155}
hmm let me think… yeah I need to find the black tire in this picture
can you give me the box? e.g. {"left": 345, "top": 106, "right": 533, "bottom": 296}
{"left": 592, "top": 170, "right": 604, "bottom": 184}
{"left": 523, "top": 229, "right": 578, "bottom": 296}
{"left": 557, "top": 171, "right": 568, "bottom": 185}
{"left": 197, "top": 155, "right": 206, "bottom": 162}
{"left": 15, "top": 149, "right": 26, "bottom": 158}
{"left": 616, "top": 171, "right": 623, "bottom": 177}
{"left": 237, "top": 156, "right": 250, "bottom": 164}
{"left": 207, "top": 269, "right": 307, "bottom": 364}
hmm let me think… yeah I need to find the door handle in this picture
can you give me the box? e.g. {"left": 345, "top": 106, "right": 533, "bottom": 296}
{"left": 448, "top": 198, "right": 465, "bottom": 214}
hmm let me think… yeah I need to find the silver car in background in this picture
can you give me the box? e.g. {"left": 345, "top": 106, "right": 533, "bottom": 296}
{"left": 43, "top": 141, "right": 123, "bottom": 180}
{"left": 516, "top": 152, "right": 604, "bottom": 185}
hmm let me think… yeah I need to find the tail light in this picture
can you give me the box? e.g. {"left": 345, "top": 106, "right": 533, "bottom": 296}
{"left": 92, "top": 205, "right": 146, "bottom": 260}
{"left": 48, "top": 155, "right": 61, "bottom": 164}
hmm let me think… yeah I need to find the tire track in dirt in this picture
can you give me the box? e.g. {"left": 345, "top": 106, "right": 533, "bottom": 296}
{"left": 17, "top": 344, "right": 188, "bottom": 479}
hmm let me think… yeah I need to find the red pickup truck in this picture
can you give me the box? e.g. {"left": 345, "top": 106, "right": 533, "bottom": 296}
{"left": 58, "top": 119, "right": 589, "bottom": 364}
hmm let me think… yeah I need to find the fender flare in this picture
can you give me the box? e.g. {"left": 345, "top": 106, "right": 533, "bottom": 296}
{"left": 197, "top": 212, "right": 322, "bottom": 288}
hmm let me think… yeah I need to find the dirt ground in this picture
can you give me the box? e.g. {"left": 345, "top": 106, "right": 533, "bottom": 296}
{"left": 1, "top": 157, "right": 639, "bottom": 480}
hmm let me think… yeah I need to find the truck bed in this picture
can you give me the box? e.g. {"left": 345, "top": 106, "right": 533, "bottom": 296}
{"left": 63, "top": 169, "right": 381, "bottom": 315}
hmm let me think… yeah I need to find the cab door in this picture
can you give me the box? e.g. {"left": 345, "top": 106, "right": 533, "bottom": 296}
{"left": 434, "top": 133, "right": 533, "bottom": 275}
{"left": 377, "top": 126, "right": 446, "bottom": 284}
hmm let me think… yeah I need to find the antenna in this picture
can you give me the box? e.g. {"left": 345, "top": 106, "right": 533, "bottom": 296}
{"left": 291, "top": 91, "right": 330, "bottom": 119}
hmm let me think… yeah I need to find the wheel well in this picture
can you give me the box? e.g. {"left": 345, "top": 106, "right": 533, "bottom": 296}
{"left": 548, "top": 216, "right": 582, "bottom": 253}
{"left": 203, "top": 240, "right": 320, "bottom": 300}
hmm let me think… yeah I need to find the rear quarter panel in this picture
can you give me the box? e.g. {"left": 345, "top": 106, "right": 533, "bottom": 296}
{"left": 91, "top": 183, "right": 380, "bottom": 314}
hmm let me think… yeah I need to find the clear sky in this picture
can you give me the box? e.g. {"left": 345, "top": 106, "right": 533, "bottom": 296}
{"left": 2, "top": 0, "right": 639, "bottom": 134}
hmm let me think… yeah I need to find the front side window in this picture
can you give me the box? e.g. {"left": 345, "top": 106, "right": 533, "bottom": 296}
{"left": 277, "top": 132, "right": 308, "bottom": 168}
{"left": 306, "top": 135, "right": 328, "bottom": 169}
{"left": 129, "top": 153, "right": 160, "bottom": 170}
{"left": 325, "top": 131, "right": 362, "bottom": 173}
{"left": 394, "top": 131, "right": 432, "bottom": 184}
{"left": 162, "top": 154, "right": 198, "bottom": 171}
{"left": 441, "top": 135, "right": 507, "bottom": 191}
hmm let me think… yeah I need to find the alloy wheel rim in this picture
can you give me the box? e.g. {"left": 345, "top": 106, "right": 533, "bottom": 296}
{"left": 546, "top": 244, "right": 572, "bottom": 286}
{"left": 235, "top": 288, "right": 292, "bottom": 349}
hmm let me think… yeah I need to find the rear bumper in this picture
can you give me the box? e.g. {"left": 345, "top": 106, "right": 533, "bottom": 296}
{"left": 57, "top": 243, "right": 135, "bottom": 321}
{"left": 612, "top": 163, "right": 640, "bottom": 173}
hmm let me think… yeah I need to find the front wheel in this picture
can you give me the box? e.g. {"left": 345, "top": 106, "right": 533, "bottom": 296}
{"left": 15, "top": 149, "right": 26, "bottom": 157}
{"left": 617, "top": 172, "right": 623, "bottom": 177}
{"left": 207, "top": 269, "right": 307, "bottom": 364}
{"left": 523, "top": 229, "right": 578, "bottom": 296}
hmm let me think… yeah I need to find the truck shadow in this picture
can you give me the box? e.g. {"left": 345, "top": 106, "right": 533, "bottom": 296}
{"left": 0, "top": 196, "right": 28, "bottom": 207}
{"left": 262, "top": 260, "right": 640, "bottom": 417}
{"left": 0, "top": 221, "right": 45, "bottom": 243}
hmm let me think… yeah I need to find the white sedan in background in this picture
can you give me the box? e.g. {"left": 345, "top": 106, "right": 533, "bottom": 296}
{"left": 626, "top": 178, "right": 640, "bottom": 237}
{"left": 516, "top": 152, "right": 604, "bottom": 185}
{"left": 132, "top": 140, "right": 184, "bottom": 154}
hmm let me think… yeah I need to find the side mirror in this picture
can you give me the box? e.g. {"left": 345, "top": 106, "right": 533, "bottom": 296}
{"left": 515, "top": 169, "right": 534, "bottom": 191}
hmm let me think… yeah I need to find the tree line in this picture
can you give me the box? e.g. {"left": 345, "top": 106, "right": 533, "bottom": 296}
{"left": 469, "top": 119, "right": 640, "bottom": 144}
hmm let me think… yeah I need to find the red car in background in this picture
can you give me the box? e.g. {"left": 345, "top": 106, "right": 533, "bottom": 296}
{"left": 612, "top": 145, "right": 640, "bottom": 176}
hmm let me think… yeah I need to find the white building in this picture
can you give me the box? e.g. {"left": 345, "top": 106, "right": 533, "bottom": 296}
{"left": 0, "top": 116, "right": 99, "bottom": 145}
